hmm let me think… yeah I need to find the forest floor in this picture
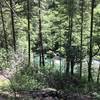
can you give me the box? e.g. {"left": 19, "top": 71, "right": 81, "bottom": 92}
{"left": 0, "top": 91, "right": 96, "bottom": 100}
{"left": 0, "top": 71, "right": 98, "bottom": 100}
{"left": 0, "top": 86, "right": 96, "bottom": 100}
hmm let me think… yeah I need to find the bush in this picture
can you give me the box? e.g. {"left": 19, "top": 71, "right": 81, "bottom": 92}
{"left": 11, "top": 72, "right": 44, "bottom": 91}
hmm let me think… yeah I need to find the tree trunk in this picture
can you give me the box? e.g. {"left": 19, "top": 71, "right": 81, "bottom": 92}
{"left": 97, "top": 64, "right": 100, "bottom": 84}
{"left": 80, "top": 0, "right": 84, "bottom": 79}
{"left": 60, "top": 30, "right": 62, "bottom": 76}
{"left": 27, "top": 0, "right": 31, "bottom": 66}
{"left": 70, "top": 15, "right": 73, "bottom": 75}
{"left": 10, "top": 0, "right": 16, "bottom": 52}
{"left": 88, "top": 0, "right": 95, "bottom": 82}
{"left": 71, "top": 59, "right": 75, "bottom": 75}
{"left": 66, "top": 16, "right": 71, "bottom": 74}
{"left": 38, "top": 0, "right": 45, "bottom": 67}
{"left": 0, "top": 3, "right": 8, "bottom": 54}
{"left": 66, "top": 0, "right": 73, "bottom": 74}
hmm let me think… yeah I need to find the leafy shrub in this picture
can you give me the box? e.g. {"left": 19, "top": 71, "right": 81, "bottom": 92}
{"left": 11, "top": 72, "right": 44, "bottom": 91}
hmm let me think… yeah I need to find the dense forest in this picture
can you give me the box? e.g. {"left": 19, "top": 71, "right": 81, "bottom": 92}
{"left": 0, "top": 0, "right": 100, "bottom": 100}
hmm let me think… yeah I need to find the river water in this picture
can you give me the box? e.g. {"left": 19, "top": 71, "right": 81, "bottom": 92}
{"left": 33, "top": 54, "right": 100, "bottom": 70}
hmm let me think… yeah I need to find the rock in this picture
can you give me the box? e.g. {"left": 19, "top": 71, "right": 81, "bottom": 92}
{"left": 42, "top": 88, "right": 57, "bottom": 92}
{"left": 34, "top": 96, "right": 60, "bottom": 100}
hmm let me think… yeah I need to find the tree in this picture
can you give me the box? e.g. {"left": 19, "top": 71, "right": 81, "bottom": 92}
{"left": 88, "top": 0, "right": 95, "bottom": 82}
{"left": 27, "top": 0, "right": 31, "bottom": 66}
{"left": 97, "top": 64, "right": 100, "bottom": 83}
{"left": 66, "top": 0, "right": 72, "bottom": 74}
{"left": 66, "top": 0, "right": 74, "bottom": 75}
{"left": 0, "top": 2, "right": 8, "bottom": 54}
{"left": 80, "top": 0, "right": 84, "bottom": 78}
{"left": 38, "top": 0, "right": 45, "bottom": 67}
{"left": 10, "top": 0, "right": 16, "bottom": 52}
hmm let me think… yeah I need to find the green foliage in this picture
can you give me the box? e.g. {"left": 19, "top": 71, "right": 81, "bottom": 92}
{"left": 10, "top": 64, "right": 47, "bottom": 91}
{"left": 11, "top": 72, "right": 43, "bottom": 91}
{"left": 0, "top": 0, "right": 100, "bottom": 99}
{"left": 0, "top": 48, "right": 9, "bottom": 69}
